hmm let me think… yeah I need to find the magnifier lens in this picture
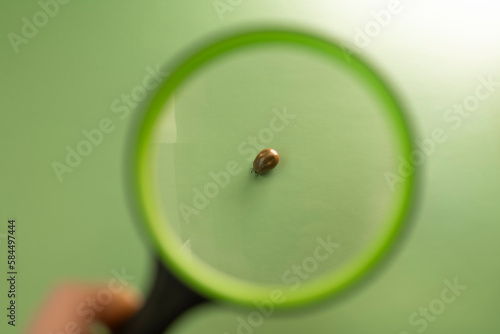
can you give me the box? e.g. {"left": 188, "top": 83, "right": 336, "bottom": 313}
{"left": 136, "top": 31, "right": 414, "bottom": 307}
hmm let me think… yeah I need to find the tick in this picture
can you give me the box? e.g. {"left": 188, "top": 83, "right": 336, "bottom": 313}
{"left": 251, "top": 148, "right": 280, "bottom": 176}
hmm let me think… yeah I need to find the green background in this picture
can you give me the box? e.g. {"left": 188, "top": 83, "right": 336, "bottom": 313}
{"left": 1, "top": 0, "right": 499, "bottom": 333}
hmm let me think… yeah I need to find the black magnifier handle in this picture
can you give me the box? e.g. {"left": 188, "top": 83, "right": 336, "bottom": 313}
{"left": 113, "top": 257, "right": 208, "bottom": 334}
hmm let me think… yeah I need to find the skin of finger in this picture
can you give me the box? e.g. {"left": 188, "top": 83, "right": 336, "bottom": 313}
{"left": 26, "top": 283, "right": 142, "bottom": 334}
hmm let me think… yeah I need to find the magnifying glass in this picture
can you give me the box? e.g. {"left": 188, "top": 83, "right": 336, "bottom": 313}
{"left": 116, "top": 27, "right": 417, "bottom": 334}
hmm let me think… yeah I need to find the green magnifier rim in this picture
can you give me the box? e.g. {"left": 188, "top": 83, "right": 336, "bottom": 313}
{"left": 133, "top": 27, "right": 416, "bottom": 309}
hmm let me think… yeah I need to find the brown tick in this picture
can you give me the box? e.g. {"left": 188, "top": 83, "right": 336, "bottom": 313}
{"left": 251, "top": 148, "right": 280, "bottom": 176}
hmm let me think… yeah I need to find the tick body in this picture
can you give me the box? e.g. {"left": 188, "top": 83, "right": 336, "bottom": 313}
{"left": 251, "top": 148, "right": 280, "bottom": 176}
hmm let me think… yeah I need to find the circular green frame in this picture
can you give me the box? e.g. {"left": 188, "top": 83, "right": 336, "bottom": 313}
{"left": 133, "top": 28, "right": 416, "bottom": 308}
